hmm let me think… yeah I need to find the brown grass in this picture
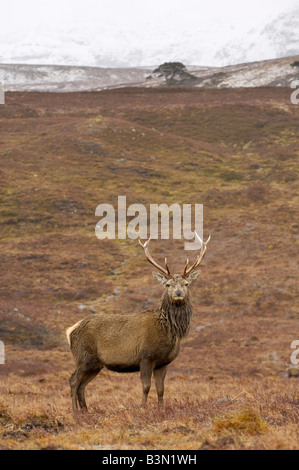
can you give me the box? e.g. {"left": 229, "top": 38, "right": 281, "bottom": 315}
{"left": 214, "top": 406, "right": 268, "bottom": 435}
{"left": 0, "top": 87, "right": 298, "bottom": 449}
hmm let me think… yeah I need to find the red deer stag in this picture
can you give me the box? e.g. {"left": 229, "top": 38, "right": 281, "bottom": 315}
{"left": 66, "top": 232, "right": 210, "bottom": 412}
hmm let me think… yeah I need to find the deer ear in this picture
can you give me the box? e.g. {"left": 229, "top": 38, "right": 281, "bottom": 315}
{"left": 152, "top": 271, "right": 168, "bottom": 286}
{"left": 185, "top": 270, "right": 201, "bottom": 284}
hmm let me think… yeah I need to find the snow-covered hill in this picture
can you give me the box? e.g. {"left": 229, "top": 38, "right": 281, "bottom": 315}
{"left": 1, "top": 56, "right": 298, "bottom": 92}
{"left": 215, "top": 6, "right": 299, "bottom": 66}
{"left": 191, "top": 56, "right": 299, "bottom": 88}
{"left": 0, "top": 64, "right": 151, "bottom": 92}
{"left": 0, "top": 6, "right": 298, "bottom": 69}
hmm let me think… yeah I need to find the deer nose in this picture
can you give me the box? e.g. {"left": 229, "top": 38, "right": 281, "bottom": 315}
{"left": 175, "top": 290, "right": 183, "bottom": 297}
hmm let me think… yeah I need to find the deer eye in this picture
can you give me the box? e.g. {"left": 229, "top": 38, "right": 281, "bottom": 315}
{"left": 165, "top": 282, "right": 171, "bottom": 287}
{"left": 184, "top": 281, "right": 189, "bottom": 286}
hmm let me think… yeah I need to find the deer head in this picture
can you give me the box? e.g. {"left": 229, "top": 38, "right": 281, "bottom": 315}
{"left": 139, "top": 232, "right": 211, "bottom": 304}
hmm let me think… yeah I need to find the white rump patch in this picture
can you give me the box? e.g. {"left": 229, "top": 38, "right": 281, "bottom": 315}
{"left": 66, "top": 320, "right": 83, "bottom": 346}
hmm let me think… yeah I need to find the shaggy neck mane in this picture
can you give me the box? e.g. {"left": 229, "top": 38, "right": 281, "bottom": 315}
{"left": 159, "top": 292, "right": 192, "bottom": 339}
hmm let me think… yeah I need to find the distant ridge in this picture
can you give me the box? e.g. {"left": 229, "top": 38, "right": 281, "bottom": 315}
{"left": 0, "top": 56, "right": 298, "bottom": 92}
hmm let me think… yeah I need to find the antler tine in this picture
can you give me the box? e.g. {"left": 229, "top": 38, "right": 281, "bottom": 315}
{"left": 183, "top": 258, "right": 189, "bottom": 276}
{"left": 183, "top": 232, "right": 211, "bottom": 276}
{"left": 138, "top": 238, "right": 170, "bottom": 277}
{"left": 164, "top": 257, "right": 170, "bottom": 276}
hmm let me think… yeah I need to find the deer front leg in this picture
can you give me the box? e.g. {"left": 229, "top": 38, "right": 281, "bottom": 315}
{"left": 140, "top": 359, "right": 154, "bottom": 405}
{"left": 154, "top": 365, "right": 167, "bottom": 405}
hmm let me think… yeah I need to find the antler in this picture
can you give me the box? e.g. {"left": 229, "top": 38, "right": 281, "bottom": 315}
{"left": 138, "top": 238, "right": 170, "bottom": 277}
{"left": 183, "top": 232, "right": 211, "bottom": 277}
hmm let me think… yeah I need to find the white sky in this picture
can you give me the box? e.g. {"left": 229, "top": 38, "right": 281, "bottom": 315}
{"left": 1, "top": 0, "right": 297, "bottom": 35}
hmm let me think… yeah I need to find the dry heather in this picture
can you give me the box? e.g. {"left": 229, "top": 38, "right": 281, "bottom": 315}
{"left": 0, "top": 87, "right": 298, "bottom": 449}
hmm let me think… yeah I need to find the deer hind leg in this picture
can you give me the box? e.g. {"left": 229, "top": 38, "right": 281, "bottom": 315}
{"left": 154, "top": 365, "right": 167, "bottom": 405}
{"left": 140, "top": 359, "right": 154, "bottom": 405}
{"left": 69, "top": 371, "right": 80, "bottom": 412}
{"left": 69, "top": 358, "right": 102, "bottom": 413}
{"left": 77, "top": 367, "right": 102, "bottom": 411}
